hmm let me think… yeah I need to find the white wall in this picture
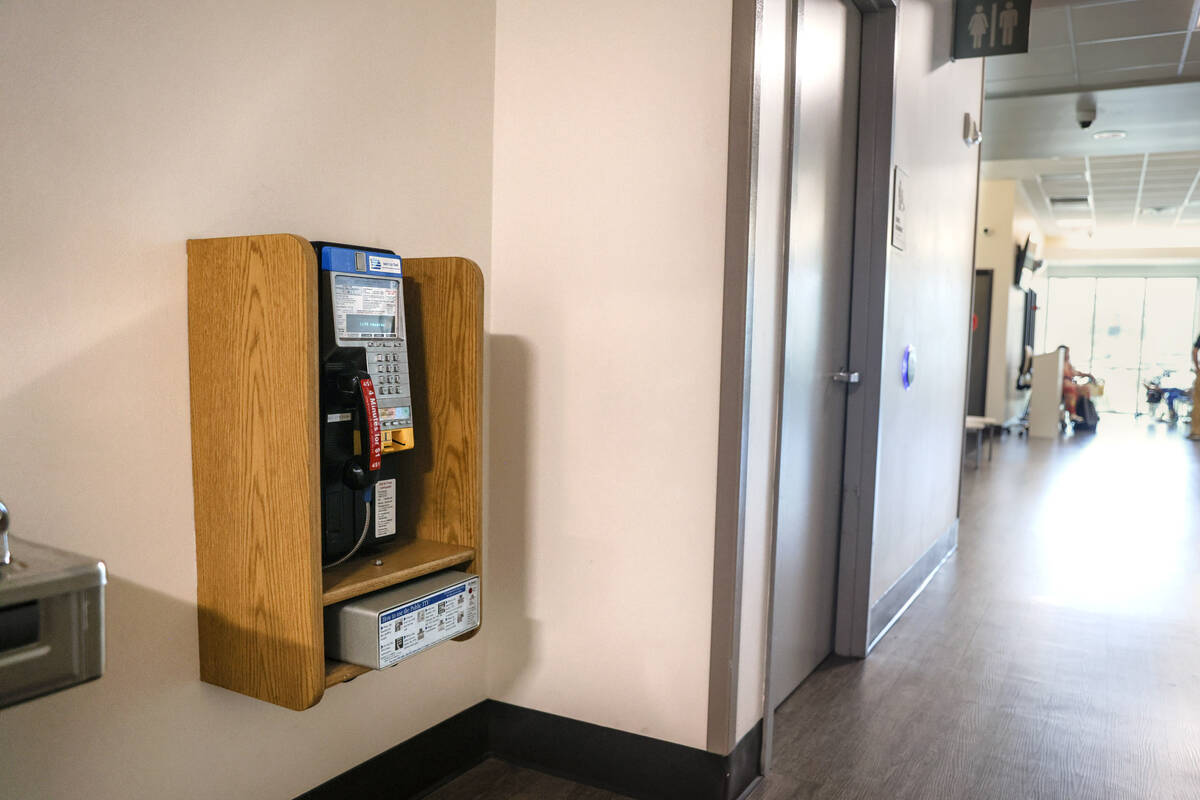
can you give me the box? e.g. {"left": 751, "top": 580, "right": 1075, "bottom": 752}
{"left": 870, "top": 0, "right": 983, "bottom": 606}
{"left": 0, "top": 2, "right": 495, "bottom": 798}
{"left": 487, "top": 0, "right": 732, "bottom": 750}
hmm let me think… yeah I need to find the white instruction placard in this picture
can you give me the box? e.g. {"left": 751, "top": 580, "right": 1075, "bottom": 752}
{"left": 377, "top": 576, "right": 480, "bottom": 668}
{"left": 374, "top": 479, "right": 396, "bottom": 538}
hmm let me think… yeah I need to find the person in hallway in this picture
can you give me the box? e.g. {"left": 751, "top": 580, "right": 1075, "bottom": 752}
{"left": 1059, "top": 345, "right": 1094, "bottom": 421}
{"left": 1191, "top": 333, "right": 1200, "bottom": 440}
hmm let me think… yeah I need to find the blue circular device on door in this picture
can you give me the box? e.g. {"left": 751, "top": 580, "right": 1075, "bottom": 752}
{"left": 902, "top": 345, "right": 916, "bottom": 390}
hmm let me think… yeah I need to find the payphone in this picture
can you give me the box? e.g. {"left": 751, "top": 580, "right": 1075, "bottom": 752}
{"left": 316, "top": 243, "right": 415, "bottom": 566}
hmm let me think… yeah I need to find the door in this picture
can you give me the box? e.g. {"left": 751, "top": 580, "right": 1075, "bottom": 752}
{"left": 768, "top": 0, "right": 862, "bottom": 709}
{"left": 968, "top": 270, "right": 993, "bottom": 416}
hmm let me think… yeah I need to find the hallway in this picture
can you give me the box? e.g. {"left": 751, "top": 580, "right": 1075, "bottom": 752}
{"left": 763, "top": 417, "right": 1200, "bottom": 799}
{"left": 431, "top": 418, "right": 1200, "bottom": 799}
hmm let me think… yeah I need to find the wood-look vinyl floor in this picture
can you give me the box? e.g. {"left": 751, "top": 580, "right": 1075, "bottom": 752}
{"left": 763, "top": 417, "right": 1200, "bottom": 799}
{"left": 427, "top": 758, "right": 629, "bottom": 799}
{"left": 429, "top": 417, "right": 1200, "bottom": 799}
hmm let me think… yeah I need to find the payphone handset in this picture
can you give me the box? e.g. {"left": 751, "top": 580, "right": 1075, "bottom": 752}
{"left": 315, "top": 243, "right": 415, "bottom": 567}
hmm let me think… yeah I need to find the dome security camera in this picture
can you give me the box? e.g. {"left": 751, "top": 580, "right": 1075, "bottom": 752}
{"left": 1076, "top": 95, "right": 1097, "bottom": 130}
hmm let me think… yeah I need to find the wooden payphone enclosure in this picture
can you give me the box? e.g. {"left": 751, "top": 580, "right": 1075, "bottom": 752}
{"left": 187, "top": 234, "right": 481, "bottom": 709}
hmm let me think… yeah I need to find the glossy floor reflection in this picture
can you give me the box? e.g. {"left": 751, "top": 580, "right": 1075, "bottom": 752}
{"left": 762, "top": 414, "right": 1200, "bottom": 799}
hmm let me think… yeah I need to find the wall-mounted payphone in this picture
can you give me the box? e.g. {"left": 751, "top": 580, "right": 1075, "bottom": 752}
{"left": 316, "top": 243, "right": 415, "bottom": 567}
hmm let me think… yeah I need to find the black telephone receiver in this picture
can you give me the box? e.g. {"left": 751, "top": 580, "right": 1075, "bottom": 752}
{"left": 315, "top": 243, "right": 415, "bottom": 566}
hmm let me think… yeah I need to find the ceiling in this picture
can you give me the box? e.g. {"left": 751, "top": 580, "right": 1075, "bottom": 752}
{"left": 983, "top": 150, "right": 1200, "bottom": 239}
{"left": 980, "top": 3, "right": 1200, "bottom": 245}
{"left": 982, "top": 81, "right": 1200, "bottom": 161}
{"left": 985, "top": 0, "right": 1200, "bottom": 98}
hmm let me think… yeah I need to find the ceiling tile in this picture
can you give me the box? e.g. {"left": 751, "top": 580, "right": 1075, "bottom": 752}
{"left": 1076, "top": 34, "right": 1186, "bottom": 72}
{"left": 1076, "top": 65, "right": 1185, "bottom": 92}
{"left": 1029, "top": 7, "right": 1071, "bottom": 49}
{"left": 1069, "top": 0, "right": 1194, "bottom": 44}
{"left": 985, "top": 45, "right": 1076, "bottom": 79}
{"left": 984, "top": 74, "right": 1079, "bottom": 96}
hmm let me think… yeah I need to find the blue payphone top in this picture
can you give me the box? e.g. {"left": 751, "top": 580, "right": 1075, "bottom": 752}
{"left": 317, "top": 244, "right": 403, "bottom": 277}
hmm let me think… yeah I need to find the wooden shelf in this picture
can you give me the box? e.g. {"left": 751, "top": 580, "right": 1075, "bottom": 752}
{"left": 325, "top": 659, "right": 373, "bottom": 687}
{"left": 322, "top": 538, "right": 476, "bottom": 606}
{"left": 188, "top": 235, "right": 483, "bottom": 710}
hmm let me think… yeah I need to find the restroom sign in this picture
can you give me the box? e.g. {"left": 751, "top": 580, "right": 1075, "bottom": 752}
{"left": 953, "top": 0, "right": 1032, "bottom": 59}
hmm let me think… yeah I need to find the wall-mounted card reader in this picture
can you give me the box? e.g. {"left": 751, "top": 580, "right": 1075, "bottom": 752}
{"left": 325, "top": 571, "right": 479, "bottom": 670}
{"left": 0, "top": 513, "right": 106, "bottom": 709}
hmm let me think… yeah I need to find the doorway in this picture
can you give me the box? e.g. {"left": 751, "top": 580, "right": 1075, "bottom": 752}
{"left": 968, "top": 270, "right": 995, "bottom": 417}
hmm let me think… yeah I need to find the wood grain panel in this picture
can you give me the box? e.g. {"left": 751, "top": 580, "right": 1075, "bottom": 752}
{"left": 402, "top": 258, "right": 484, "bottom": 641}
{"left": 400, "top": 258, "right": 484, "bottom": 563}
{"left": 188, "top": 234, "right": 324, "bottom": 710}
{"left": 324, "top": 659, "right": 372, "bottom": 687}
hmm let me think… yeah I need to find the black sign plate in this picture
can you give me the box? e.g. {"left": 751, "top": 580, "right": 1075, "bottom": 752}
{"left": 954, "top": 0, "right": 1033, "bottom": 59}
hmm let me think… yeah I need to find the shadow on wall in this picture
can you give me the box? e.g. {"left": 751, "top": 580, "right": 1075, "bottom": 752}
{"left": 484, "top": 334, "right": 537, "bottom": 694}
{"left": 0, "top": 300, "right": 194, "bottom": 582}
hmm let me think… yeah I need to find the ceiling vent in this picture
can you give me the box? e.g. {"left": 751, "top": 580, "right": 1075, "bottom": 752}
{"left": 1049, "top": 196, "right": 1091, "bottom": 212}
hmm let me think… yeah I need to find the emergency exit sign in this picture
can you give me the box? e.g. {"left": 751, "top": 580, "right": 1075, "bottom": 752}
{"left": 953, "top": 0, "right": 1032, "bottom": 59}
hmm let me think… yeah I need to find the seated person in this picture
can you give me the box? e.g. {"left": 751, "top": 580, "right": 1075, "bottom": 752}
{"left": 1058, "top": 345, "right": 1094, "bottom": 421}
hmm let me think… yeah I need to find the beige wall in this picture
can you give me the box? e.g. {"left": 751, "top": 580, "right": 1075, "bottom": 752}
{"left": 1044, "top": 243, "right": 1200, "bottom": 264}
{"left": 975, "top": 180, "right": 1018, "bottom": 421}
{"left": 975, "top": 180, "right": 1043, "bottom": 423}
{"left": 870, "top": 0, "right": 983, "bottom": 606}
{"left": 0, "top": 2, "right": 495, "bottom": 798}
{"left": 486, "top": 0, "right": 732, "bottom": 750}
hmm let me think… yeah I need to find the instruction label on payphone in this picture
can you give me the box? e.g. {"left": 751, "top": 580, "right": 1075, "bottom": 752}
{"left": 333, "top": 276, "right": 400, "bottom": 339}
{"left": 377, "top": 576, "right": 480, "bottom": 667}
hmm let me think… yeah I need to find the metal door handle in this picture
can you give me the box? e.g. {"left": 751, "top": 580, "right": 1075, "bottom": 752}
{"left": 832, "top": 371, "right": 860, "bottom": 384}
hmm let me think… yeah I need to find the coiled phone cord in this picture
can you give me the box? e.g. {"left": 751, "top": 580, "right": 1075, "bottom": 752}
{"left": 321, "top": 498, "right": 372, "bottom": 571}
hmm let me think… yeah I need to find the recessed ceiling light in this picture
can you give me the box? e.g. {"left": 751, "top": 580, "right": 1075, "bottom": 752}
{"left": 1092, "top": 130, "right": 1127, "bottom": 141}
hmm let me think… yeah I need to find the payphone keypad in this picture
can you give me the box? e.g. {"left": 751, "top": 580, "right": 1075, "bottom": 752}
{"left": 365, "top": 341, "right": 412, "bottom": 440}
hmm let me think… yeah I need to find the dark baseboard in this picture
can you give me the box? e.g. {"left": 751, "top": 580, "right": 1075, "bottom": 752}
{"left": 297, "top": 699, "right": 762, "bottom": 800}
{"left": 489, "top": 700, "right": 761, "bottom": 800}
{"left": 867, "top": 518, "right": 958, "bottom": 649}
{"left": 297, "top": 701, "right": 489, "bottom": 800}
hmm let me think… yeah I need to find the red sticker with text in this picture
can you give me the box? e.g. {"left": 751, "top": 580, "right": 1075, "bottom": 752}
{"left": 360, "top": 377, "right": 382, "bottom": 472}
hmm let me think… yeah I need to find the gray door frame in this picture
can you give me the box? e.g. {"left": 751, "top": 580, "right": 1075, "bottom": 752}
{"left": 705, "top": 0, "right": 764, "bottom": 758}
{"left": 705, "top": 0, "right": 899, "bottom": 772}
{"left": 831, "top": 2, "right": 899, "bottom": 661}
